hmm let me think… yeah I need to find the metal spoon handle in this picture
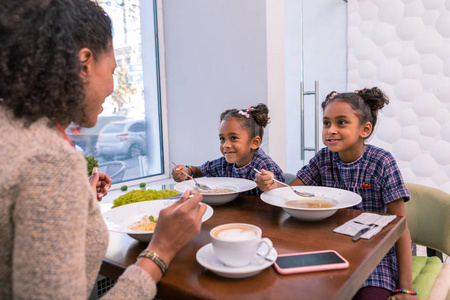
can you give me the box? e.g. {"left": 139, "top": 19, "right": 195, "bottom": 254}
{"left": 254, "top": 168, "right": 287, "bottom": 187}
{"left": 171, "top": 162, "right": 211, "bottom": 190}
{"left": 254, "top": 168, "right": 314, "bottom": 197}
{"left": 171, "top": 162, "right": 192, "bottom": 179}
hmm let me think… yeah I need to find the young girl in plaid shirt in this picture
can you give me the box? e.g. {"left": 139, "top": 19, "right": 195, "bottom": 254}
{"left": 172, "top": 103, "right": 284, "bottom": 196}
{"left": 256, "top": 88, "right": 417, "bottom": 300}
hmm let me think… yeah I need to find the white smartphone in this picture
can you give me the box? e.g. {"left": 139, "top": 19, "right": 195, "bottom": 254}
{"left": 273, "top": 250, "right": 349, "bottom": 274}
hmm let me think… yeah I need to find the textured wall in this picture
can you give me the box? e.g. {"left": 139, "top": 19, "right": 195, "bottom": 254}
{"left": 348, "top": 0, "right": 450, "bottom": 193}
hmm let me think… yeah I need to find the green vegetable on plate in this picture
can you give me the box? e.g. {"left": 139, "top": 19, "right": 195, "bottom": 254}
{"left": 112, "top": 189, "right": 179, "bottom": 208}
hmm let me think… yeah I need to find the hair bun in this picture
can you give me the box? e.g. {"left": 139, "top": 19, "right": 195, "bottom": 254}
{"left": 357, "top": 87, "right": 389, "bottom": 112}
{"left": 249, "top": 103, "right": 270, "bottom": 128}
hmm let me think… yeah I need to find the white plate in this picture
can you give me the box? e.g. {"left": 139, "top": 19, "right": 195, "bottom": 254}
{"left": 260, "top": 186, "right": 362, "bottom": 221}
{"left": 102, "top": 199, "right": 214, "bottom": 242}
{"left": 174, "top": 177, "right": 257, "bottom": 205}
{"left": 196, "top": 243, "right": 277, "bottom": 278}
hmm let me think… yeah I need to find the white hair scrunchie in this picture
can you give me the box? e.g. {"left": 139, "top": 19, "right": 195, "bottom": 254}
{"left": 238, "top": 110, "right": 250, "bottom": 118}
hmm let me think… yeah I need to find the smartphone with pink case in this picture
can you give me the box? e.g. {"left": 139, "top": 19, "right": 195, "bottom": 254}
{"left": 273, "top": 250, "right": 349, "bottom": 274}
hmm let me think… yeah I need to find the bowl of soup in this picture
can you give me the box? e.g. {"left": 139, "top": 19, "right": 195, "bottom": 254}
{"left": 260, "top": 186, "right": 362, "bottom": 221}
{"left": 281, "top": 196, "right": 339, "bottom": 220}
{"left": 174, "top": 177, "right": 257, "bottom": 205}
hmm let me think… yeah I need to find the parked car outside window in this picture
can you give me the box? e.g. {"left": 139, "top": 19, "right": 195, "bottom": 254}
{"left": 66, "top": 115, "right": 127, "bottom": 156}
{"left": 96, "top": 119, "right": 147, "bottom": 160}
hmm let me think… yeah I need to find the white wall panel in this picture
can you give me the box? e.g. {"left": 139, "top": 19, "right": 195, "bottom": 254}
{"left": 163, "top": 0, "right": 268, "bottom": 166}
{"left": 348, "top": 0, "right": 450, "bottom": 192}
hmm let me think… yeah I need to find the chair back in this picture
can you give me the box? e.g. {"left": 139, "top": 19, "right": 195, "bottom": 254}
{"left": 405, "top": 182, "right": 450, "bottom": 256}
{"left": 99, "top": 161, "right": 127, "bottom": 182}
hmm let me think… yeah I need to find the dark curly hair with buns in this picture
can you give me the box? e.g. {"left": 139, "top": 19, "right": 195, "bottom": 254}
{"left": 0, "top": 0, "right": 112, "bottom": 127}
{"left": 220, "top": 103, "right": 270, "bottom": 140}
{"left": 321, "top": 87, "right": 389, "bottom": 139}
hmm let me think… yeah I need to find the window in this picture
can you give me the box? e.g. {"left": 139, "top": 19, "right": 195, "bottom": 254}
{"left": 67, "top": 0, "right": 167, "bottom": 184}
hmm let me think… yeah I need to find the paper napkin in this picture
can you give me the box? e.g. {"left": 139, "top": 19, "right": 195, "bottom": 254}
{"left": 333, "top": 213, "right": 397, "bottom": 240}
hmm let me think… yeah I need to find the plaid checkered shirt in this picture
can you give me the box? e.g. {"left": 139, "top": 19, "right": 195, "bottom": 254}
{"left": 200, "top": 148, "right": 284, "bottom": 196}
{"left": 297, "top": 144, "right": 410, "bottom": 292}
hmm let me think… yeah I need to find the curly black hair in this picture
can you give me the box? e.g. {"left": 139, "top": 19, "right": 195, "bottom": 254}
{"left": 321, "top": 87, "right": 389, "bottom": 139}
{"left": 0, "top": 0, "right": 112, "bottom": 127}
{"left": 220, "top": 103, "right": 270, "bottom": 140}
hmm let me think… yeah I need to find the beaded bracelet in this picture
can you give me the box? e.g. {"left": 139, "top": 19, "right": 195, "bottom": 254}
{"left": 393, "top": 289, "right": 417, "bottom": 295}
{"left": 186, "top": 165, "right": 194, "bottom": 178}
{"left": 138, "top": 249, "right": 168, "bottom": 275}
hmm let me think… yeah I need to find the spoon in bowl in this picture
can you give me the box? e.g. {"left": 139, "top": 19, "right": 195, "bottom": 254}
{"left": 253, "top": 168, "right": 314, "bottom": 197}
{"left": 171, "top": 162, "right": 211, "bottom": 190}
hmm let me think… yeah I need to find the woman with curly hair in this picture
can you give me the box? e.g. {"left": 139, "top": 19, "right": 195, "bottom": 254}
{"left": 0, "top": 0, "right": 206, "bottom": 299}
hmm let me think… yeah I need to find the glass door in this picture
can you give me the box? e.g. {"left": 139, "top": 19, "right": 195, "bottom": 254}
{"left": 285, "top": 0, "right": 348, "bottom": 173}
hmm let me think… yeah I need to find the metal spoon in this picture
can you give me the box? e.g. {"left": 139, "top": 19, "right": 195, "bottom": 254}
{"left": 171, "top": 162, "right": 211, "bottom": 190}
{"left": 253, "top": 168, "right": 314, "bottom": 197}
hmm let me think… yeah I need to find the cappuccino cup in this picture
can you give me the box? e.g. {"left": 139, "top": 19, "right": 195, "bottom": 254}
{"left": 210, "top": 223, "right": 273, "bottom": 267}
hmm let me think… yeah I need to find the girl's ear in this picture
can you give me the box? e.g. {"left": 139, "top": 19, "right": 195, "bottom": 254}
{"left": 250, "top": 136, "right": 261, "bottom": 150}
{"left": 361, "top": 121, "right": 372, "bottom": 138}
{"left": 78, "top": 48, "right": 93, "bottom": 80}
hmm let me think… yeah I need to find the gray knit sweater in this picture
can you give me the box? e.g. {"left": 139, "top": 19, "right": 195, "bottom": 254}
{"left": 0, "top": 107, "right": 156, "bottom": 299}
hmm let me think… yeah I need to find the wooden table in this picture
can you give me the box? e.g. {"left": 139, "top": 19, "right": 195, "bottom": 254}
{"left": 100, "top": 195, "right": 406, "bottom": 300}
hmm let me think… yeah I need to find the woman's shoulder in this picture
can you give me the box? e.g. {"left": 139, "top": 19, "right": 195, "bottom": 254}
{"left": 1, "top": 111, "right": 86, "bottom": 176}
{"left": 1, "top": 109, "right": 65, "bottom": 150}
{"left": 1, "top": 111, "right": 90, "bottom": 204}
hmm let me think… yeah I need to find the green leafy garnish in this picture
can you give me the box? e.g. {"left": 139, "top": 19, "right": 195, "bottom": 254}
{"left": 85, "top": 155, "right": 99, "bottom": 176}
{"left": 149, "top": 216, "right": 157, "bottom": 223}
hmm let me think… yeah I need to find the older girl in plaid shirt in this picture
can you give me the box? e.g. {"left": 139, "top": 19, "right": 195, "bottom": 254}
{"left": 256, "top": 88, "right": 417, "bottom": 300}
{"left": 172, "top": 103, "right": 284, "bottom": 196}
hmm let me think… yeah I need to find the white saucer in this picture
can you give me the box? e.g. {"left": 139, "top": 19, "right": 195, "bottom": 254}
{"left": 196, "top": 243, "right": 277, "bottom": 278}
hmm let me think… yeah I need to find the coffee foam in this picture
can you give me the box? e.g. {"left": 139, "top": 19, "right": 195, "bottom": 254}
{"left": 213, "top": 225, "right": 258, "bottom": 241}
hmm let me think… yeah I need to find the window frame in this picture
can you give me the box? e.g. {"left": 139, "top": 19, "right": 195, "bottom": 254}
{"left": 108, "top": 0, "right": 171, "bottom": 190}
